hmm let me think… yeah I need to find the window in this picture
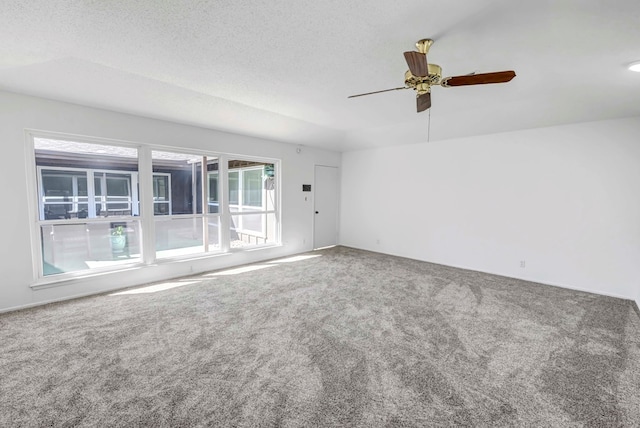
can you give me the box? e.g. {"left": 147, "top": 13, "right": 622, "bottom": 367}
{"left": 228, "top": 160, "right": 277, "bottom": 248}
{"left": 29, "top": 134, "right": 279, "bottom": 281}
{"left": 152, "top": 150, "right": 221, "bottom": 259}
{"left": 34, "top": 138, "right": 142, "bottom": 276}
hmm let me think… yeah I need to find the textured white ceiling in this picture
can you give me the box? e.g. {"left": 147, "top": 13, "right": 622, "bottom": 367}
{"left": 1, "top": 0, "right": 639, "bottom": 151}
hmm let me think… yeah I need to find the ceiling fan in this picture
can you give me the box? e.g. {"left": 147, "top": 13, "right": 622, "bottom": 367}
{"left": 348, "top": 38, "right": 516, "bottom": 112}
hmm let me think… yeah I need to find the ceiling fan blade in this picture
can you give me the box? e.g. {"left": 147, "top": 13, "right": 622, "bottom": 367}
{"left": 417, "top": 92, "right": 431, "bottom": 112}
{"left": 441, "top": 70, "right": 516, "bottom": 87}
{"left": 404, "top": 51, "right": 428, "bottom": 77}
{"left": 348, "top": 87, "right": 408, "bottom": 98}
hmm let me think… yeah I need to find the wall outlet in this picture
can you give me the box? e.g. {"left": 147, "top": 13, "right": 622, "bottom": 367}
{"left": 303, "top": 238, "right": 306, "bottom": 245}
{"left": 376, "top": 239, "right": 380, "bottom": 245}
{"left": 520, "top": 260, "right": 526, "bottom": 268}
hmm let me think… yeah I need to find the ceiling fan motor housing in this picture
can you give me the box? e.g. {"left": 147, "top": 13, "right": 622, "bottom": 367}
{"left": 404, "top": 63, "right": 442, "bottom": 94}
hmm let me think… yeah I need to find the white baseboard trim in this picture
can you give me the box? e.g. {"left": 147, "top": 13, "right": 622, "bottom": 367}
{"left": 442, "top": 261, "right": 632, "bottom": 301}
{"left": 0, "top": 292, "right": 100, "bottom": 314}
{"left": 0, "top": 247, "right": 308, "bottom": 314}
{"left": 342, "top": 245, "right": 634, "bottom": 302}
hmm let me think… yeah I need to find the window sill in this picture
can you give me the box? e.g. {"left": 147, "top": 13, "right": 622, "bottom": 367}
{"left": 30, "top": 244, "right": 283, "bottom": 290}
{"left": 31, "top": 262, "right": 145, "bottom": 290}
{"left": 230, "top": 243, "right": 282, "bottom": 253}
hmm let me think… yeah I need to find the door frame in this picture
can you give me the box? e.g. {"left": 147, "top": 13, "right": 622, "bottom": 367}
{"left": 313, "top": 165, "right": 340, "bottom": 249}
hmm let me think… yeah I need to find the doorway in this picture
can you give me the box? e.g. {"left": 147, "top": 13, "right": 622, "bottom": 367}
{"left": 313, "top": 165, "right": 339, "bottom": 249}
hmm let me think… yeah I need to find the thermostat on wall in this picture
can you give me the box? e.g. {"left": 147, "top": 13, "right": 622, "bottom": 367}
{"left": 302, "top": 184, "right": 311, "bottom": 192}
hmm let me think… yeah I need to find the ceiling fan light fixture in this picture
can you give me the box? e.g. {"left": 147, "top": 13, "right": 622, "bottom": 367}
{"left": 628, "top": 61, "right": 640, "bottom": 72}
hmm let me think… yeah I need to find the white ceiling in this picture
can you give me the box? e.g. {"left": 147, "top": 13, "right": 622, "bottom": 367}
{"left": 1, "top": 0, "right": 639, "bottom": 152}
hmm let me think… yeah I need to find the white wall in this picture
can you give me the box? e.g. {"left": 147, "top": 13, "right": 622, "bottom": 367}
{"left": 0, "top": 91, "right": 340, "bottom": 312}
{"left": 341, "top": 117, "right": 640, "bottom": 302}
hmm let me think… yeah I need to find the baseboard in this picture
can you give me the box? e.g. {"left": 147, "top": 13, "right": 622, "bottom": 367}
{"left": 340, "top": 245, "right": 634, "bottom": 302}
{"left": 0, "top": 292, "right": 101, "bottom": 314}
{"left": 0, "top": 248, "right": 313, "bottom": 315}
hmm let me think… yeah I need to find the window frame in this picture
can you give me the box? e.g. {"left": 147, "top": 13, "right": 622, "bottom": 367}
{"left": 25, "top": 130, "right": 281, "bottom": 285}
{"left": 26, "top": 131, "right": 145, "bottom": 282}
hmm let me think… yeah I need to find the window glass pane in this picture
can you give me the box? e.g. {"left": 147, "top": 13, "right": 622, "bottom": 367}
{"left": 230, "top": 213, "right": 276, "bottom": 248}
{"left": 42, "top": 173, "right": 73, "bottom": 194}
{"left": 104, "top": 174, "right": 132, "bottom": 214}
{"left": 242, "top": 168, "right": 263, "bottom": 207}
{"left": 207, "top": 216, "right": 220, "bottom": 250}
{"left": 208, "top": 174, "right": 219, "bottom": 214}
{"left": 151, "top": 152, "right": 219, "bottom": 259}
{"left": 40, "top": 171, "right": 99, "bottom": 219}
{"left": 77, "top": 177, "right": 88, "bottom": 196}
{"left": 153, "top": 175, "right": 169, "bottom": 200}
{"left": 228, "top": 160, "right": 275, "bottom": 213}
{"left": 40, "top": 220, "right": 141, "bottom": 276}
{"left": 207, "top": 159, "right": 219, "bottom": 214}
{"left": 229, "top": 171, "right": 239, "bottom": 205}
{"left": 41, "top": 171, "right": 76, "bottom": 219}
{"left": 35, "top": 139, "right": 137, "bottom": 158}
{"left": 94, "top": 178, "right": 102, "bottom": 196}
{"left": 155, "top": 217, "right": 204, "bottom": 259}
{"left": 227, "top": 160, "right": 277, "bottom": 247}
{"left": 106, "top": 176, "right": 129, "bottom": 196}
{"left": 152, "top": 151, "right": 204, "bottom": 216}
{"left": 35, "top": 138, "right": 138, "bottom": 220}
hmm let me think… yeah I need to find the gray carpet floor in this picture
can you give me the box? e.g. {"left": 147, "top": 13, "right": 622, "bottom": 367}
{"left": 1, "top": 246, "right": 639, "bottom": 427}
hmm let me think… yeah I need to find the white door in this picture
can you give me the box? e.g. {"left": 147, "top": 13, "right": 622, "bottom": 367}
{"left": 314, "top": 165, "right": 339, "bottom": 249}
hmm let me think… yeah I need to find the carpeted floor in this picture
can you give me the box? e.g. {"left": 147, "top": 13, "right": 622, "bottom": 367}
{"left": 1, "top": 246, "right": 639, "bottom": 427}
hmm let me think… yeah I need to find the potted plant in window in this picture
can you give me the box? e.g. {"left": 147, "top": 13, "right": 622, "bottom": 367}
{"left": 110, "top": 225, "right": 127, "bottom": 254}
